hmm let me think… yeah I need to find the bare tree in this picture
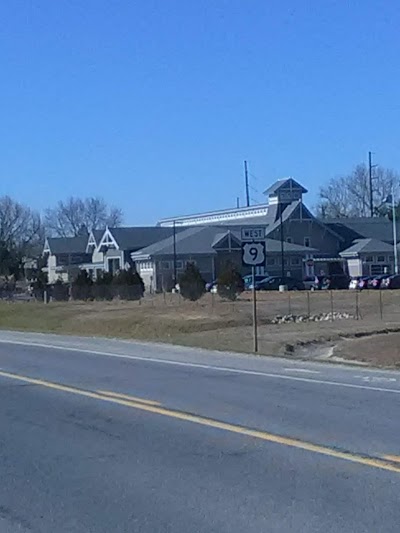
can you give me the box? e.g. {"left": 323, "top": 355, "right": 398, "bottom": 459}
{"left": 0, "top": 196, "right": 43, "bottom": 277}
{"left": 316, "top": 163, "right": 400, "bottom": 218}
{"left": 45, "top": 197, "right": 123, "bottom": 237}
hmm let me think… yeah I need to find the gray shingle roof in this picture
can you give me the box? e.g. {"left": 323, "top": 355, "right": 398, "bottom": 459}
{"left": 131, "top": 226, "right": 221, "bottom": 258}
{"left": 92, "top": 229, "right": 104, "bottom": 244}
{"left": 46, "top": 236, "right": 88, "bottom": 254}
{"left": 340, "top": 238, "right": 395, "bottom": 256}
{"left": 131, "top": 224, "right": 316, "bottom": 260}
{"left": 108, "top": 227, "right": 182, "bottom": 251}
{"left": 264, "top": 178, "right": 308, "bottom": 195}
{"left": 325, "top": 218, "right": 400, "bottom": 245}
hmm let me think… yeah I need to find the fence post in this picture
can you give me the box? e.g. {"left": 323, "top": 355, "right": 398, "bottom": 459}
{"left": 330, "top": 290, "right": 334, "bottom": 321}
{"left": 307, "top": 290, "right": 311, "bottom": 316}
{"left": 288, "top": 291, "right": 291, "bottom": 315}
{"left": 163, "top": 290, "right": 166, "bottom": 306}
{"left": 379, "top": 290, "right": 383, "bottom": 320}
{"left": 355, "top": 290, "right": 359, "bottom": 320}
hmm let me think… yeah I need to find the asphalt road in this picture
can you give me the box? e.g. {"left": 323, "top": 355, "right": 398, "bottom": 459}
{"left": 0, "top": 331, "right": 399, "bottom": 532}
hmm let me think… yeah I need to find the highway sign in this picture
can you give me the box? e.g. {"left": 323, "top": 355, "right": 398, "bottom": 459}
{"left": 242, "top": 242, "right": 266, "bottom": 267}
{"left": 241, "top": 227, "right": 266, "bottom": 242}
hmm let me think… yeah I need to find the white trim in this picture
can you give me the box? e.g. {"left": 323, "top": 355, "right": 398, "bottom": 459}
{"left": 43, "top": 238, "right": 51, "bottom": 255}
{"left": 158, "top": 204, "right": 269, "bottom": 227}
{"left": 96, "top": 228, "right": 119, "bottom": 252}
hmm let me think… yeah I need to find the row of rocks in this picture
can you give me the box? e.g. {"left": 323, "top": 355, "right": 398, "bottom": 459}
{"left": 270, "top": 312, "right": 354, "bottom": 324}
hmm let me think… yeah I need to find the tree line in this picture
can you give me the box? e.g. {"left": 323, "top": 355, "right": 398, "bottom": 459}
{"left": 316, "top": 162, "right": 400, "bottom": 219}
{"left": 0, "top": 195, "right": 123, "bottom": 277}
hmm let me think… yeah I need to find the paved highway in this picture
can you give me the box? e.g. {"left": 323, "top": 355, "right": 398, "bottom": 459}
{"left": 0, "top": 331, "right": 399, "bottom": 532}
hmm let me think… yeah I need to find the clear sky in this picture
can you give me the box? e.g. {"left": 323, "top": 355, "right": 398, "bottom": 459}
{"left": 1, "top": 0, "right": 399, "bottom": 224}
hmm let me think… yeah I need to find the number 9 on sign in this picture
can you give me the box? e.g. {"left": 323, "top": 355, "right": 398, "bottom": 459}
{"left": 242, "top": 242, "right": 266, "bottom": 266}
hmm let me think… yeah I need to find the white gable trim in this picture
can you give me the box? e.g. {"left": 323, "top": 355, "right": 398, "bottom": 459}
{"left": 43, "top": 238, "right": 51, "bottom": 255}
{"left": 96, "top": 228, "right": 119, "bottom": 252}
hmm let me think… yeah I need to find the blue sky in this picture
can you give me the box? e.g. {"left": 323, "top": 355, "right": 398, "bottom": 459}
{"left": 1, "top": 0, "right": 400, "bottom": 224}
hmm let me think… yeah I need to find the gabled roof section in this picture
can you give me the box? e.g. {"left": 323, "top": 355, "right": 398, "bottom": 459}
{"left": 107, "top": 227, "right": 182, "bottom": 251}
{"left": 44, "top": 236, "right": 89, "bottom": 255}
{"left": 325, "top": 218, "right": 400, "bottom": 245}
{"left": 340, "top": 238, "right": 395, "bottom": 257}
{"left": 86, "top": 229, "right": 105, "bottom": 252}
{"left": 131, "top": 226, "right": 230, "bottom": 259}
{"left": 264, "top": 178, "right": 308, "bottom": 196}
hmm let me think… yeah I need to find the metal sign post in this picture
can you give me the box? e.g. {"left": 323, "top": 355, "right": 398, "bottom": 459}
{"left": 242, "top": 227, "right": 266, "bottom": 353}
{"left": 252, "top": 266, "right": 258, "bottom": 352}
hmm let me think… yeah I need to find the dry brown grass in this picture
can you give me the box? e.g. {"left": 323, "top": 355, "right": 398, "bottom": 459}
{"left": 1, "top": 290, "right": 400, "bottom": 362}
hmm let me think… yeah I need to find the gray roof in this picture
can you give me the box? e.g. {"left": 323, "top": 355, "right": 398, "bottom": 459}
{"left": 264, "top": 178, "right": 308, "bottom": 195}
{"left": 131, "top": 226, "right": 221, "bottom": 258}
{"left": 92, "top": 229, "right": 104, "bottom": 244}
{"left": 340, "top": 238, "right": 395, "bottom": 257}
{"left": 46, "top": 236, "right": 88, "bottom": 254}
{"left": 132, "top": 224, "right": 316, "bottom": 260}
{"left": 108, "top": 226, "right": 183, "bottom": 251}
{"left": 325, "top": 218, "right": 400, "bottom": 246}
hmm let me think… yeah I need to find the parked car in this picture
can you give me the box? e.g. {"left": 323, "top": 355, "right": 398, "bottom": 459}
{"left": 303, "top": 276, "right": 324, "bottom": 290}
{"left": 205, "top": 280, "right": 217, "bottom": 292}
{"left": 367, "top": 275, "right": 389, "bottom": 289}
{"left": 255, "top": 276, "right": 305, "bottom": 291}
{"left": 358, "top": 276, "right": 371, "bottom": 290}
{"left": 243, "top": 274, "right": 270, "bottom": 290}
{"left": 381, "top": 274, "right": 400, "bottom": 289}
{"left": 349, "top": 277, "right": 361, "bottom": 290}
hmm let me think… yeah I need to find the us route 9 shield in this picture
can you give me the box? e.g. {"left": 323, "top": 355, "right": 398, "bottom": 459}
{"left": 241, "top": 242, "right": 266, "bottom": 267}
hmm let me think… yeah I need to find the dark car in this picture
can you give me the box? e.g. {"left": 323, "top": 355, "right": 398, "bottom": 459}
{"left": 381, "top": 274, "right": 400, "bottom": 289}
{"left": 255, "top": 276, "right": 305, "bottom": 291}
{"left": 323, "top": 273, "right": 351, "bottom": 290}
{"left": 367, "top": 275, "right": 389, "bottom": 289}
{"left": 243, "top": 274, "right": 270, "bottom": 290}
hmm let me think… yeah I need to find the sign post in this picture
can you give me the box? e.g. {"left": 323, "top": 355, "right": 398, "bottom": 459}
{"left": 241, "top": 227, "right": 266, "bottom": 353}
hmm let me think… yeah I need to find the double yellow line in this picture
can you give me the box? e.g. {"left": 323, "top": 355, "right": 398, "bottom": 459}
{"left": 0, "top": 369, "right": 399, "bottom": 475}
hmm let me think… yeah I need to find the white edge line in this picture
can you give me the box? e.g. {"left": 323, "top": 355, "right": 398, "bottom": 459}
{"left": 283, "top": 368, "right": 320, "bottom": 374}
{"left": 0, "top": 338, "right": 400, "bottom": 395}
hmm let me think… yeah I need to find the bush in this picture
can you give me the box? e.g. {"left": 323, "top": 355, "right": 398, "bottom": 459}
{"left": 51, "top": 279, "right": 69, "bottom": 301}
{"left": 217, "top": 263, "right": 244, "bottom": 301}
{"left": 179, "top": 262, "right": 206, "bottom": 301}
{"left": 71, "top": 270, "right": 93, "bottom": 301}
{"left": 112, "top": 268, "right": 144, "bottom": 300}
{"left": 93, "top": 271, "right": 114, "bottom": 301}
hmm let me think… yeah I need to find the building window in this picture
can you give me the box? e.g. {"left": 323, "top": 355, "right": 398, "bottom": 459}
{"left": 377, "top": 255, "right": 386, "bottom": 262}
{"left": 108, "top": 258, "right": 120, "bottom": 274}
{"left": 186, "top": 260, "right": 197, "bottom": 267}
{"left": 161, "top": 261, "right": 171, "bottom": 270}
{"left": 304, "top": 237, "right": 311, "bottom": 247}
{"left": 286, "top": 237, "right": 292, "bottom": 244}
{"left": 267, "top": 258, "right": 275, "bottom": 266}
{"left": 291, "top": 257, "right": 300, "bottom": 266}
{"left": 176, "top": 260, "right": 184, "bottom": 270}
{"left": 365, "top": 256, "right": 374, "bottom": 263}
{"left": 371, "top": 264, "right": 387, "bottom": 276}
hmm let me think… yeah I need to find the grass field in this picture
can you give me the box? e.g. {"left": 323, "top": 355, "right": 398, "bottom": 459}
{"left": 0, "top": 290, "right": 400, "bottom": 365}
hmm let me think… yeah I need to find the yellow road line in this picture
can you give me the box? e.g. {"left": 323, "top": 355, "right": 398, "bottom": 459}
{"left": 0, "top": 369, "right": 399, "bottom": 475}
{"left": 383, "top": 455, "right": 400, "bottom": 464}
{"left": 97, "top": 390, "right": 161, "bottom": 406}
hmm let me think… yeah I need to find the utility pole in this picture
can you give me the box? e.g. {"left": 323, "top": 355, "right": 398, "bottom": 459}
{"left": 369, "top": 151, "right": 374, "bottom": 217}
{"left": 280, "top": 206, "right": 285, "bottom": 279}
{"left": 173, "top": 221, "right": 177, "bottom": 289}
{"left": 244, "top": 160, "right": 250, "bottom": 207}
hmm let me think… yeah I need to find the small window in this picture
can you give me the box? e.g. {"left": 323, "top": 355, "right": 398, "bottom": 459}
{"left": 377, "top": 256, "right": 386, "bottom": 262}
{"left": 291, "top": 257, "right": 300, "bottom": 266}
{"left": 161, "top": 261, "right": 171, "bottom": 270}
{"left": 304, "top": 237, "right": 311, "bottom": 247}
{"left": 286, "top": 237, "right": 292, "bottom": 244}
{"left": 365, "top": 256, "right": 374, "bottom": 263}
{"left": 176, "top": 260, "right": 184, "bottom": 270}
{"left": 186, "top": 260, "right": 197, "bottom": 267}
{"left": 267, "top": 258, "right": 275, "bottom": 266}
